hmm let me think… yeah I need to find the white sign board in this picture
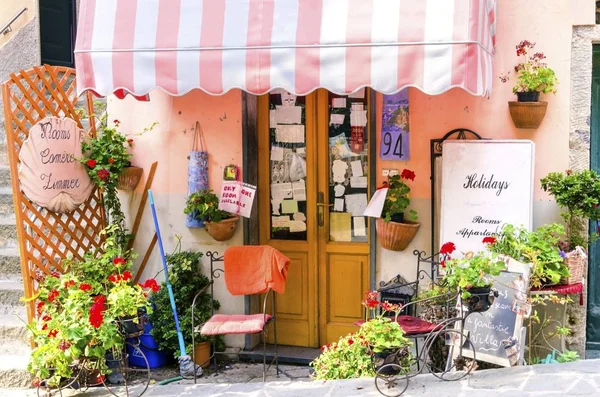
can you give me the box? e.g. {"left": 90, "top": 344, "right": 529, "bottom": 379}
{"left": 218, "top": 181, "right": 257, "bottom": 218}
{"left": 440, "top": 140, "right": 534, "bottom": 254}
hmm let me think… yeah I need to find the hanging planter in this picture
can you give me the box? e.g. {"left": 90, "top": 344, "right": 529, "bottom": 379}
{"left": 117, "top": 166, "right": 143, "bottom": 192}
{"left": 376, "top": 218, "right": 420, "bottom": 252}
{"left": 508, "top": 101, "right": 548, "bottom": 129}
{"left": 205, "top": 216, "right": 239, "bottom": 242}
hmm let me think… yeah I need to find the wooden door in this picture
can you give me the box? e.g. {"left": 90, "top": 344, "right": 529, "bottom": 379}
{"left": 258, "top": 89, "right": 371, "bottom": 348}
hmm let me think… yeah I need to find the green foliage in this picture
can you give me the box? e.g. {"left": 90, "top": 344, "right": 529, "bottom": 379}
{"left": 541, "top": 170, "right": 600, "bottom": 249}
{"left": 360, "top": 316, "right": 412, "bottom": 353}
{"left": 443, "top": 251, "right": 506, "bottom": 298}
{"left": 488, "top": 224, "right": 569, "bottom": 288}
{"left": 150, "top": 249, "right": 224, "bottom": 358}
{"left": 382, "top": 172, "right": 418, "bottom": 222}
{"left": 27, "top": 225, "right": 156, "bottom": 387}
{"left": 511, "top": 40, "right": 558, "bottom": 94}
{"left": 557, "top": 350, "right": 580, "bottom": 363}
{"left": 184, "top": 190, "right": 231, "bottom": 223}
{"left": 413, "top": 283, "right": 454, "bottom": 306}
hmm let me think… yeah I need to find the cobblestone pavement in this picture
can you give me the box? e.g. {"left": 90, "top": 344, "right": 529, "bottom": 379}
{"left": 2, "top": 359, "right": 600, "bottom": 396}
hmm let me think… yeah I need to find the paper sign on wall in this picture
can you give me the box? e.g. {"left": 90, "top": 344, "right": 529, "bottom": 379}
{"left": 219, "top": 181, "right": 257, "bottom": 218}
{"left": 439, "top": 140, "right": 535, "bottom": 254}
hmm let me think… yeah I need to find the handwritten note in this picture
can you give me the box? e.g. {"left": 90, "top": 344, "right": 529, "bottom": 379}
{"left": 274, "top": 106, "right": 302, "bottom": 124}
{"left": 276, "top": 125, "right": 305, "bottom": 143}
{"left": 292, "top": 179, "right": 306, "bottom": 201}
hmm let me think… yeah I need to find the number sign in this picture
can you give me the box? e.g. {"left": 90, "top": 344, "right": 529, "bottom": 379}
{"left": 18, "top": 117, "right": 94, "bottom": 213}
{"left": 380, "top": 90, "right": 409, "bottom": 160}
{"left": 440, "top": 140, "right": 534, "bottom": 254}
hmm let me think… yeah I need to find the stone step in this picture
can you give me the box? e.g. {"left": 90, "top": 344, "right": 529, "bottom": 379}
{"left": 0, "top": 339, "right": 30, "bottom": 357}
{"left": 0, "top": 214, "right": 17, "bottom": 250}
{"left": 0, "top": 248, "right": 21, "bottom": 277}
{"left": 0, "top": 187, "right": 14, "bottom": 217}
{"left": 0, "top": 166, "right": 11, "bottom": 188}
{"left": 0, "top": 308, "right": 29, "bottom": 343}
{"left": 0, "top": 279, "right": 24, "bottom": 307}
{"left": 0, "top": 354, "right": 31, "bottom": 388}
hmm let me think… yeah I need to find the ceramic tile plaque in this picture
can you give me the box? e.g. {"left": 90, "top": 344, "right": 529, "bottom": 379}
{"left": 18, "top": 117, "right": 94, "bottom": 213}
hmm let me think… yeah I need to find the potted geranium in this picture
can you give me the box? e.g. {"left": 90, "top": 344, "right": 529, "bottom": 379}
{"left": 540, "top": 170, "right": 600, "bottom": 284}
{"left": 506, "top": 40, "right": 558, "bottom": 129}
{"left": 26, "top": 225, "right": 159, "bottom": 388}
{"left": 376, "top": 171, "right": 420, "bottom": 251}
{"left": 440, "top": 242, "right": 505, "bottom": 312}
{"left": 183, "top": 189, "right": 239, "bottom": 242}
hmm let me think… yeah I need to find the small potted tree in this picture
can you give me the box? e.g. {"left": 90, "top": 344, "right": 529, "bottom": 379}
{"left": 184, "top": 189, "right": 239, "bottom": 242}
{"left": 440, "top": 242, "right": 505, "bottom": 312}
{"left": 540, "top": 170, "right": 600, "bottom": 284}
{"left": 506, "top": 40, "right": 558, "bottom": 129}
{"left": 376, "top": 170, "right": 419, "bottom": 251}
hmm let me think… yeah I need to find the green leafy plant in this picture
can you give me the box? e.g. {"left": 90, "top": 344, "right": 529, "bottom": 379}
{"left": 488, "top": 223, "right": 569, "bottom": 287}
{"left": 26, "top": 225, "right": 157, "bottom": 387}
{"left": 184, "top": 190, "right": 232, "bottom": 223}
{"left": 150, "top": 246, "right": 224, "bottom": 358}
{"left": 441, "top": 243, "right": 506, "bottom": 299}
{"left": 528, "top": 295, "right": 575, "bottom": 365}
{"left": 511, "top": 40, "right": 558, "bottom": 94}
{"left": 382, "top": 170, "right": 418, "bottom": 222}
{"left": 557, "top": 350, "right": 580, "bottom": 363}
{"left": 413, "top": 283, "right": 454, "bottom": 306}
{"left": 541, "top": 170, "right": 600, "bottom": 249}
{"left": 310, "top": 292, "right": 412, "bottom": 380}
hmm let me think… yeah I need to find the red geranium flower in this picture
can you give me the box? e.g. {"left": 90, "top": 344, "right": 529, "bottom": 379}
{"left": 63, "top": 280, "right": 76, "bottom": 289}
{"left": 86, "top": 159, "right": 97, "bottom": 168}
{"left": 97, "top": 375, "right": 105, "bottom": 384}
{"left": 89, "top": 311, "right": 104, "bottom": 328}
{"left": 51, "top": 271, "right": 60, "bottom": 279}
{"left": 36, "top": 301, "right": 45, "bottom": 315}
{"left": 93, "top": 295, "right": 106, "bottom": 305}
{"left": 47, "top": 289, "right": 59, "bottom": 303}
{"left": 97, "top": 168, "right": 110, "bottom": 181}
{"left": 112, "top": 257, "right": 126, "bottom": 266}
{"left": 142, "top": 278, "right": 160, "bottom": 293}
{"left": 79, "top": 283, "right": 92, "bottom": 292}
{"left": 122, "top": 271, "right": 132, "bottom": 281}
{"left": 59, "top": 341, "right": 71, "bottom": 351}
{"left": 483, "top": 236, "right": 496, "bottom": 245}
{"left": 441, "top": 260, "right": 446, "bottom": 268}
{"left": 440, "top": 242, "right": 456, "bottom": 255}
{"left": 348, "top": 338, "right": 354, "bottom": 345}
{"left": 108, "top": 274, "right": 120, "bottom": 283}
{"left": 108, "top": 158, "right": 115, "bottom": 164}
{"left": 400, "top": 169, "right": 416, "bottom": 181}
{"left": 41, "top": 324, "right": 48, "bottom": 331}
{"left": 42, "top": 315, "right": 52, "bottom": 322}
{"left": 48, "top": 329, "right": 58, "bottom": 338}
{"left": 113, "top": 119, "right": 120, "bottom": 125}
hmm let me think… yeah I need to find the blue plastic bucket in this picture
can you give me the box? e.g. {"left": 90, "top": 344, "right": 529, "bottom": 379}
{"left": 127, "top": 323, "right": 169, "bottom": 368}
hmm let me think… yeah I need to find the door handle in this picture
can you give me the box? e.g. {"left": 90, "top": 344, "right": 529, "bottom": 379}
{"left": 317, "top": 191, "right": 332, "bottom": 227}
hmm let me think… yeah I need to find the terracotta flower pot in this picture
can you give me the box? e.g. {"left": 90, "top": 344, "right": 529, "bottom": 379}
{"left": 193, "top": 342, "right": 211, "bottom": 368}
{"left": 117, "top": 166, "right": 143, "bottom": 192}
{"left": 376, "top": 218, "right": 420, "bottom": 252}
{"left": 508, "top": 101, "right": 548, "bottom": 129}
{"left": 204, "top": 216, "right": 239, "bottom": 242}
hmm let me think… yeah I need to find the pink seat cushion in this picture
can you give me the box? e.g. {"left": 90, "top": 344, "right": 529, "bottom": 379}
{"left": 353, "top": 315, "right": 438, "bottom": 336}
{"left": 200, "top": 314, "right": 272, "bottom": 335}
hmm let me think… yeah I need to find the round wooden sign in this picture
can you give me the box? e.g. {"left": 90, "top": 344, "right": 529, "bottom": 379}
{"left": 18, "top": 117, "right": 94, "bottom": 213}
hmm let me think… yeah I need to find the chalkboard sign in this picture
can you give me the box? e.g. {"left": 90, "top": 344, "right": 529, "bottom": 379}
{"left": 455, "top": 258, "right": 530, "bottom": 366}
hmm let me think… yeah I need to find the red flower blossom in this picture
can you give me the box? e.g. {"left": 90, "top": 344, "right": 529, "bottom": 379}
{"left": 142, "top": 278, "right": 160, "bottom": 293}
{"left": 440, "top": 260, "right": 446, "bottom": 268}
{"left": 440, "top": 242, "right": 456, "bottom": 255}
{"left": 122, "top": 271, "right": 132, "bottom": 281}
{"left": 36, "top": 301, "right": 45, "bottom": 315}
{"left": 113, "top": 119, "right": 120, "bottom": 125}
{"left": 348, "top": 338, "right": 354, "bottom": 345}
{"left": 97, "top": 168, "right": 110, "bottom": 181}
{"left": 89, "top": 311, "right": 104, "bottom": 328}
{"left": 127, "top": 138, "right": 134, "bottom": 147}
{"left": 47, "top": 289, "right": 59, "bottom": 303}
{"left": 79, "top": 283, "right": 92, "bottom": 292}
{"left": 96, "top": 375, "right": 105, "bottom": 384}
{"left": 42, "top": 315, "right": 52, "bottom": 322}
{"left": 86, "top": 159, "right": 97, "bottom": 168}
{"left": 112, "top": 257, "right": 126, "bottom": 266}
{"left": 108, "top": 274, "right": 121, "bottom": 283}
{"left": 51, "top": 271, "right": 60, "bottom": 279}
{"left": 58, "top": 341, "right": 71, "bottom": 351}
{"left": 93, "top": 295, "right": 106, "bottom": 305}
{"left": 482, "top": 236, "right": 496, "bottom": 245}
{"left": 381, "top": 301, "right": 402, "bottom": 313}
{"left": 63, "top": 280, "right": 75, "bottom": 289}
{"left": 41, "top": 324, "right": 48, "bottom": 331}
{"left": 48, "top": 329, "right": 58, "bottom": 338}
{"left": 108, "top": 158, "right": 115, "bottom": 164}
{"left": 400, "top": 169, "right": 416, "bottom": 181}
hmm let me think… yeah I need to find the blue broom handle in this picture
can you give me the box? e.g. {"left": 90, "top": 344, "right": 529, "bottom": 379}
{"left": 148, "top": 190, "right": 187, "bottom": 356}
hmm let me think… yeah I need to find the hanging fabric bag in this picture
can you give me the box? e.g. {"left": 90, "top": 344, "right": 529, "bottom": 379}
{"left": 186, "top": 121, "right": 209, "bottom": 228}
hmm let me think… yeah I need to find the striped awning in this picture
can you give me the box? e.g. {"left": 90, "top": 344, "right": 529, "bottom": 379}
{"left": 74, "top": 0, "right": 496, "bottom": 98}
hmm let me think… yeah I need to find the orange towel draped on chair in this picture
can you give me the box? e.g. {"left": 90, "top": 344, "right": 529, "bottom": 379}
{"left": 223, "top": 246, "right": 291, "bottom": 295}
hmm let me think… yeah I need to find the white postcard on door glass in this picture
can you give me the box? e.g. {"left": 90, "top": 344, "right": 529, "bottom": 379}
{"left": 271, "top": 183, "right": 293, "bottom": 200}
{"left": 345, "top": 193, "right": 368, "bottom": 217}
{"left": 292, "top": 179, "right": 307, "bottom": 201}
{"left": 350, "top": 110, "right": 367, "bottom": 127}
{"left": 270, "top": 146, "right": 284, "bottom": 161}
{"left": 350, "top": 176, "right": 367, "bottom": 188}
{"left": 353, "top": 216, "right": 366, "bottom": 236}
{"left": 334, "top": 198, "right": 344, "bottom": 212}
{"left": 276, "top": 125, "right": 305, "bottom": 143}
{"left": 275, "top": 106, "right": 301, "bottom": 124}
{"left": 332, "top": 97, "right": 347, "bottom": 108}
{"left": 330, "top": 114, "right": 345, "bottom": 125}
{"left": 351, "top": 160, "right": 363, "bottom": 177}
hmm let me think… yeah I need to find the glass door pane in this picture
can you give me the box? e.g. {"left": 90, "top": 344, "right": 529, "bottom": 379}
{"left": 268, "top": 90, "right": 308, "bottom": 241}
{"left": 327, "top": 91, "right": 369, "bottom": 243}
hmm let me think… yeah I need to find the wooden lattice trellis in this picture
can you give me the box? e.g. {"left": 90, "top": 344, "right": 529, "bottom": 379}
{"left": 1, "top": 65, "right": 106, "bottom": 324}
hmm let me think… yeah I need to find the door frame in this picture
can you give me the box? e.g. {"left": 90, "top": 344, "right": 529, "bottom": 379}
{"left": 241, "top": 90, "right": 377, "bottom": 349}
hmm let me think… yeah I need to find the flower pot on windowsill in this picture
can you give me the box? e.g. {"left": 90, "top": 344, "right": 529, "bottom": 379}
{"left": 117, "top": 166, "right": 143, "bottom": 192}
{"left": 204, "top": 216, "right": 239, "bottom": 242}
{"left": 508, "top": 92, "right": 547, "bottom": 129}
{"left": 376, "top": 218, "right": 420, "bottom": 252}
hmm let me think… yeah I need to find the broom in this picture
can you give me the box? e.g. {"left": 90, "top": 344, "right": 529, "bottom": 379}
{"left": 148, "top": 190, "right": 202, "bottom": 379}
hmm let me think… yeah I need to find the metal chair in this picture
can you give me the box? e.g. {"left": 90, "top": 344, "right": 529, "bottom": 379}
{"left": 191, "top": 248, "right": 289, "bottom": 382}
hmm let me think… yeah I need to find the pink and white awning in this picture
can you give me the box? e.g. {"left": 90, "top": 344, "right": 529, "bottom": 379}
{"left": 74, "top": 0, "right": 496, "bottom": 98}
